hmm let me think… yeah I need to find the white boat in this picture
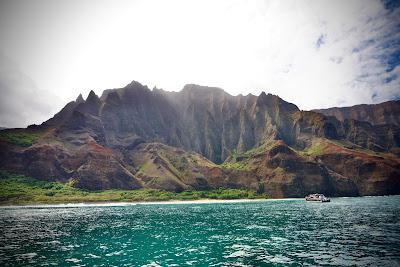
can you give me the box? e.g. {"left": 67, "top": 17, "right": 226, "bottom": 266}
{"left": 305, "top": 193, "right": 330, "bottom": 202}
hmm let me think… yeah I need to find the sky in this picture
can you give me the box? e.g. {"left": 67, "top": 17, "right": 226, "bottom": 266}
{"left": 0, "top": 0, "right": 399, "bottom": 128}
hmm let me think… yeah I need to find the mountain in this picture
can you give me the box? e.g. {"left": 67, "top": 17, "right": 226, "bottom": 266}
{"left": 313, "top": 100, "right": 400, "bottom": 126}
{"left": 0, "top": 81, "right": 399, "bottom": 198}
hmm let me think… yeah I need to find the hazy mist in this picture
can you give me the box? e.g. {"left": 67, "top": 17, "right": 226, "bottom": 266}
{"left": 0, "top": 0, "right": 399, "bottom": 127}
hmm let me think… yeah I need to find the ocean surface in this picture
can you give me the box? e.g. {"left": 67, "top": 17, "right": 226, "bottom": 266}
{"left": 1, "top": 196, "right": 399, "bottom": 266}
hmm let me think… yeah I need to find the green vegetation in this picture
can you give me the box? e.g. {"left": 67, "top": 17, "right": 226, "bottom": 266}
{"left": 0, "top": 130, "right": 41, "bottom": 146}
{"left": 221, "top": 140, "right": 281, "bottom": 171}
{"left": 243, "top": 140, "right": 276, "bottom": 157}
{"left": 328, "top": 139, "right": 382, "bottom": 157}
{"left": 220, "top": 161, "right": 250, "bottom": 171}
{"left": 220, "top": 148, "right": 249, "bottom": 170}
{"left": 161, "top": 152, "right": 190, "bottom": 172}
{"left": 297, "top": 140, "right": 328, "bottom": 157}
{"left": 297, "top": 138, "right": 383, "bottom": 158}
{"left": 138, "top": 162, "right": 152, "bottom": 173}
{"left": 0, "top": 171, "right": 268, "bottom": 205}
{"left": 220, "top": 142, "right": 276, "bottom": 171}
{"left": 242, "top": 146, "right": 262, "bottom": 157}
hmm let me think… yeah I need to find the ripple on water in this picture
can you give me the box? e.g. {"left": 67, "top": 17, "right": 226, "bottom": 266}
{"left": 0, "top": 196, "right": 399, "bottom": 266}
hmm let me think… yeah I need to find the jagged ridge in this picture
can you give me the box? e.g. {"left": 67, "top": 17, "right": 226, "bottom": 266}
{"left": 313, "top": 100, "right": 400, "bottom": 126}
{"left": 0, "top": 80, "right": 399, "bottom": 197}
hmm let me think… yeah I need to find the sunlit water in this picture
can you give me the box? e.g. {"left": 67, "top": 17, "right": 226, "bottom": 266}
{"left": 1, "top": 196, "right": 400, "bottom": 266}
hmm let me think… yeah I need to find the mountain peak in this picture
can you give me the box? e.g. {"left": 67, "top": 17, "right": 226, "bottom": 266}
{"left": 256, "top": 91, "right": 270, "bottom": 105}
{"left": 76, "top": 94, "right": 84, "bottom": 103}
{"left": 255, "top": 91, "right": 299, "bottom": 113}
{"left": 86, "top": 90, "right": 99, "bottom": 102}
{"left": 76, "top": 90, "right": 101, "bottom": 116}
{"left": 125, "top": 80, "right": 144, "bottom": 88}
{"left": 182, "top": 84, "right": 229, "bottom": 96}
{"left": 259, "top": 91, "right": 268, "bottom": 98}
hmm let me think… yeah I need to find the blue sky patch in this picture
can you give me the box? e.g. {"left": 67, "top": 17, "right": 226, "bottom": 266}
{"left": 382, "top": 0, "right": 400, "bottom": 12}
{"left": 386, "top": 50, "right": 400, "bottom": 72}
{"left": 383, "top": 73, "right": 398, "bottom": 83}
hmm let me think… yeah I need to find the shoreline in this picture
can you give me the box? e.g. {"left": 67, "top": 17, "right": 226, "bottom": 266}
{"left": 0, "top": 198, "right": 303, "bottom": 208}
{"left": 1, "top": 195, "right": 397, "bottom": 208}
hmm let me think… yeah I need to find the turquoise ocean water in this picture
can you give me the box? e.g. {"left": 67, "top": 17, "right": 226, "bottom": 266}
{"left": 1, "top": 196, "right": 399, "bottom": 266}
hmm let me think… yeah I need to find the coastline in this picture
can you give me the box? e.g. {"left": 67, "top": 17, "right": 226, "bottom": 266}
{"left": 0, "top": 198, "right": 304, "bottom": 208}
{"left": 2, "top": 195, "right": 398, "bottom": 208}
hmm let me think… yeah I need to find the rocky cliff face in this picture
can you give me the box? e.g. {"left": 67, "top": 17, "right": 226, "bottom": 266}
{"left": 0, "top": 81, "right": 399, "bottom": 197}
{"left": 313, "top": 100, "right": 400, "bottom": 126}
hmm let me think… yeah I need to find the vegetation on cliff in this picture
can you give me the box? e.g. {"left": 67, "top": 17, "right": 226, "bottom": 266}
{"left": 0, "top": 82, "right": 399, "bottom": 198}
{"left": 0, "top": 129, "right": 41, "bottom": 146}
{"left": 0, "top": 171, "right": 268, "bottom": 205}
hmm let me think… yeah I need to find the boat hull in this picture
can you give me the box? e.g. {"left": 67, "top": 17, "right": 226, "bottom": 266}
{"left": 305, "top": 199, "right": 330, "bottom": 202}
{"left": 305, "top": 194, "right": 330, "bottom": 202}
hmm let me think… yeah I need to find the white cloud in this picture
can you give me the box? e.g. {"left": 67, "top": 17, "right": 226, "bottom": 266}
{"left": 0, "top": 0, "right": 399, "bottom": 127}
{"left": 0, "top": 54, "right": 62, "bottom": 128}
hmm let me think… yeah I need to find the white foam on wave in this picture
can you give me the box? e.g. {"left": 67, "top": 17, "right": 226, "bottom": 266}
{"left": 0, "top": 198, "right": 306, "bottom": 209}
{"left": 141, "top": 261, "right": 162, "bottom": 267}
